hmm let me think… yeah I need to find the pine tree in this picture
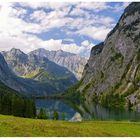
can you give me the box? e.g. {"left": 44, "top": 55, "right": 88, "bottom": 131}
{"left": 53, "top": 111, "right": 59, "bottom": 120}
{"left": 37, "top": 108, "right": 48, "bottom": 119}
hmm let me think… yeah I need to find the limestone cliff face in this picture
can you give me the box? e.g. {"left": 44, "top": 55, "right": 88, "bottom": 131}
{"left": 29, "top": 49, "right": 87, "bottom": 80}
{"left": 78, "top": 3, "right": 140, "bottom": 111}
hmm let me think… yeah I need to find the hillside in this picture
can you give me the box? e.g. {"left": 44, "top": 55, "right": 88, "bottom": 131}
{"left": 71, "top": 2, "right": 140, "bottom": 111}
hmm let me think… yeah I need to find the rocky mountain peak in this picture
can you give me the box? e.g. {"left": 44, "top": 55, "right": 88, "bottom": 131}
{"left": 29, "top": 48, "right": 87, "bottom": 80}
{"left": 1, "top": 48, "right": 78, "bottom": 93}
{"left": 77, "top": 2, "right": 140, "bottom": 111}
{"left": 10, "top": 48, "right": 26, "bottom": 56}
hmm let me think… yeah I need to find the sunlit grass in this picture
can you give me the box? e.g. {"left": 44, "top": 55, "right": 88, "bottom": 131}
{"left": 0, "top": 115, "right": 140, "bottom": 137}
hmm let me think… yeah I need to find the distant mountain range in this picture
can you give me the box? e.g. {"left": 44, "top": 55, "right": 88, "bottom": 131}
{"left": 0, "top": 52, "right": 57, "bottom": 96}
{"left": 1, "top": 48, "right": 78, "bottom": 95}
{"left": 29, "top": 48, "right": 87, "bottom": 80}
{"left": 0, "top": 48, "right": 87, "bottom": 96}
{"left": 2, "top": 48, "right": 87, "bottom": 80}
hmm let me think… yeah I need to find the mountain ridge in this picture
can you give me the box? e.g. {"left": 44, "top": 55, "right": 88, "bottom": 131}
{"left": 73, "top": 2, "right": 140, "bottom": 111}
{"left": 0, "top": 52, "right": 61, "bottom": 96}
{"left": 2, "top": 49, "right": 78, "bottom": 94}
{"left": 29, "top": 48, "right": 87, "bottom": 80}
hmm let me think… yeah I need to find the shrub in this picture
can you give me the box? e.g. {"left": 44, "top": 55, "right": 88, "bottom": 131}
{"left": 37, "top": 108, "right": 48, "bottom": 119}
{"left": 110, "top": 52, "right": 124, "bottom": 64}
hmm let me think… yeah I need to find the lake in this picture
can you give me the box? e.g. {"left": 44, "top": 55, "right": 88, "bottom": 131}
{"left": 35, "top": 99, "right": 140, "bottom": 121}
{"left": 35, "top": 99, "right": 76, "bottom": 120}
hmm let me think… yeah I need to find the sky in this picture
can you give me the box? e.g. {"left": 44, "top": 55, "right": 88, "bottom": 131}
{"left": 0, "top": 2, "right": 130, "bottom": 58}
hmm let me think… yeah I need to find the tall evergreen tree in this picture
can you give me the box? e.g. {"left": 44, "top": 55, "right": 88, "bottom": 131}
{"left": 37, "top": 108, "right": 48, "bottom": 119}
{"left": 53, "top": 111, "right": 59, "bottom": 120}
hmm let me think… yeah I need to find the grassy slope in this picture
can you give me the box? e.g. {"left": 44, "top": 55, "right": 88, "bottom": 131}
{"left": 0, "top": 115, "right": 140, "bottom": 137}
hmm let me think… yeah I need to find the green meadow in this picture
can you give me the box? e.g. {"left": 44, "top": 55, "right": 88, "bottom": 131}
{"left": 0, "top": 115, "right": 140, "bottom": 137}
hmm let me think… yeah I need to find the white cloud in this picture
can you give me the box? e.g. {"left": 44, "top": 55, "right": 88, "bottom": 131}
{"left": 0, "top": 2, "right": 126, "bottom": 58}
{"left": 18, "top": 2, "right": 49, "bottom": 9}
{"left": 77, "top": 2, "right": 109, "bottom": 12}
{"left": 19, "top": 2, "right": 73, "bottom": 12}
{"left": 77, "top": 26, "right": 111, "bottom": 41}
{"left": 30, "top": 10, "right": 47, "bottom": 22}
{"left": 0, "top": 3, "right": 43, "bottom": 36}
{"left": 28, "top": 2, "right": 115, "bottom": 33}
{"left": 63, "top": 38, "right": 75, "bottom": 43}
{"left": 18, "top": 2, "right": 109, "bottom": 13}
{"left": 81, "top": 40, "right": 90, "bottom": 46}
{"left": 39, "top": 39, "right": 62, "bottom": 51}
{"left": 69, "top": 8, "right": 89, "bottom": 18}
{"left": 112, "top": 2, "right": 130, "bottom": 13}
{"left": 80, "top": 40, "right": 95, "bottom": 58}
{"left": 0, "top": 34, "right": 91, "bottom": 57}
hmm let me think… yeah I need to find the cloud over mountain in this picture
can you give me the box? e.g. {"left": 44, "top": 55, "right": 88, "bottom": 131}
{"left": 0, "top": 2, "right": 128, "bottom": 57}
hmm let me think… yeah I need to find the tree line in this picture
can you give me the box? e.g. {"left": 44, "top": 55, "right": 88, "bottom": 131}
{"left": 37, "top": 108, "right": 67, "bottom": 120}
{"left": 0, "top": 81, "right": 36, "bottom": 118}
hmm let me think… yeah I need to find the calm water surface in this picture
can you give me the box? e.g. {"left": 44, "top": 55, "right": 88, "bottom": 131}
{"left": 35, "top": 99, "right": 76, "bottom": 120}
{"left": 35, "top": 99, "right": 140, "bottom": 121}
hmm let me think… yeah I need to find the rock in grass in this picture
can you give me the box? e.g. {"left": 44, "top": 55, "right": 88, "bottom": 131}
{"left": 69, "top": 112, "right": 82, "bottom": 122}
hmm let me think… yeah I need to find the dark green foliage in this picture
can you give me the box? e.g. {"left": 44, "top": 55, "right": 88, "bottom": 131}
{"left": 110, "top": 52, "right": 124, "bottom": 64}
{"left": 11, "top": 95, "right": 24, "bottom": 117}
{"left": 24, "top": 99, "right": 36, "bottom": 118}
{"left": 136, "top": 48, "right": 140, "bottom": 61}
{"left": 92, "top": 93, "right": 99, "bottom": 103}
{"left": 127, "top": 100, "right": 133, "bottom": 111}
{"left": 37, "top": 108, "right": 48, "bottom": 119}
{"left": 61, "top": 80, "right": 85, "bottom": 103}
{"left": 99, "top": 93, "right": 125, "bottom": 109}
{"left": 100, "top": 71, "right": 104, "bottom": 79}
{"left": 82, "top": 83, "right": 92, "bottom": 93}
{"left": 61, "top": 112, "right": 66, "bottom": 120}
{"left": 65, "top": 80, "right": 83, "bottom": 95}
{"left": 53, "top": 111, "right": 59, "bottom": 120}
{"left": 123, "top": 85, "right": 138, "bottom": 97}
{"left": 0, "top": 81, "right": 36, "bottom": 118}
{"left": 114, "top": 82, "right": 122, "bottom": 89}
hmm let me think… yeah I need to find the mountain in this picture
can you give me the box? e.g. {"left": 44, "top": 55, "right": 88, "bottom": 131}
{"left": 2, "top": 48, "right": 29, "bottom": 76}
{"left": 0, "top": 52, "right": 59, "bottom": 96}
{"left": 29, "top": 49, "right": 87, "bottom": 80}
{"left": 2, "top": 48, "right": 77, "bottom": 93}
{"left": 72, "top": 3, "right": 140, "bottom": 111}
